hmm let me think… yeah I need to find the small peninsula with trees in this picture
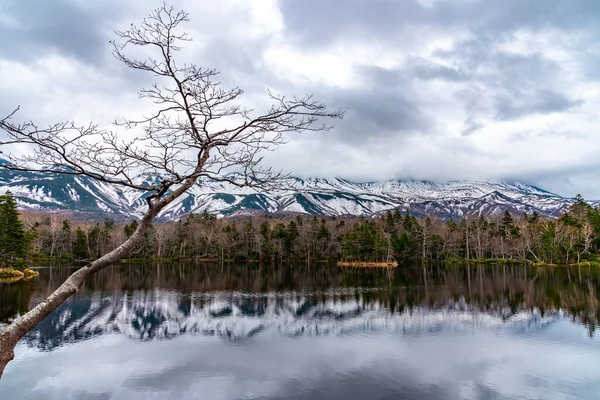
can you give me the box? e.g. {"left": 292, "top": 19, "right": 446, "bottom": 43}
{"left": 0, "top": 192, "right": 38, "bottom": 283}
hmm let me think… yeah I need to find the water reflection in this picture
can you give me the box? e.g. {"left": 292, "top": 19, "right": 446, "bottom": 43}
{"left": 1, "top": 263, "right": 599, "bottom": 400}
{"left": 3, "top": 263, "right": 598, "bottom": 341}
{"left": 0, "top": 278, "right": 40, "bottom": 323}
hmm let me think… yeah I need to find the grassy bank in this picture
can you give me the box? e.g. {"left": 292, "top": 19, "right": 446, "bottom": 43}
{"left": 337, "top": 261, "right": 398, "bottom": 268}
{"left": 0, "top": 267, "right": 39, "bottom": 283}
{"left": 443, "top": 257, "right": 600, "bottom": 268}
{"left": 531, "top": 261, "right": 600, "bottom": 268}
{"left": 0, "top": 268, "right": 24, "bottom": 279}
{"left": 444, "top": 257, "right": 527, "bottom": 265}
{"left": 29, "top": 254, "right": 600, "bottom": 269}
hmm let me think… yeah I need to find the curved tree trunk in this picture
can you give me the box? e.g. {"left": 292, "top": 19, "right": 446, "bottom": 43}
{"left": 0, "top": 205, "right": 161, "bottom": 379}
{"left": 0, "top": 3, "right": 342, "bottom": 381}
{"left": 0, "top": 151, "right": 211, "bottom": 379}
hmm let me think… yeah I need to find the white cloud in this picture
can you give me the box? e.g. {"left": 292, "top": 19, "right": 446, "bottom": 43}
{"left": 1, "top": 0, "right": 600, "bottom": 197}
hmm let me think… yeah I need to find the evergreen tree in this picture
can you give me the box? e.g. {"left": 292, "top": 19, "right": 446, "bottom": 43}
{"left": 402, "top": 211, "right": 413, "bottom": 232}
{"left": 341, "top": 220, "right": 391, "bottom": 262}
{"left": 272, "top": 223, "right": 288, "bottom": 259}
{"left": 500, "top": 211, "right": 515, "bottom": 238}
{"left": 58, "top": 220, "right": 72, "bottom": 257}
{"left": 317, "top": 222, "right": 330, "bottom": 241}
{"left": 384, "top": 211, "right": 395, "bottom": 233}
{"left": 0, "top": 192, "right": 28, "bottom": 269}
{"left": 286, "top": 221, "right": 300, "bottom": 256}
{"left": 571, "top": 194, "right": 591, "bottom": 222}
{"left": 393, "top": 209, "right": 402, "bottom": 223}
{"left": 259, "top": 221, "right": 271, "bottom": 259}
{"left": 124, "top": 220, "right": 139, "bottom": 237}
{"left": 200, "top": 211, "right": 216, "bottom": 221}
{"left": 528, "top": 212, "right": 540, "bottom": 224}
{"left": 88, "top": 223, "right": 101, "bottom": 258}
{"left": 72, "top": 227, "right": 89, "bottom": 260}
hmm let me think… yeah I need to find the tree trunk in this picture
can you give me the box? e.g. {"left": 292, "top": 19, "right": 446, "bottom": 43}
{"left": 465, "top": 224, "right": 470, "bottom": 261}
{"left": 0, "top": 197, "right": 167, "bottom": 378}
{"left": 0, "top": 329, "right": 18, "bottom": 380}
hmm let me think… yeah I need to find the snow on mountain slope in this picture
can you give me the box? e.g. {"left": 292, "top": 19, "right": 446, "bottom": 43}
{"left": 0, "top": 168, "right": 584, "bottom": 220}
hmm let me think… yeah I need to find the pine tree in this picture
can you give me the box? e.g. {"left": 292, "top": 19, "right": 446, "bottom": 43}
{"left": 88, "top": 223, "right": 101, "bottom": 258}
{"left": 571, "top": 194, "right": 590, "bottom": 222}
{"left": 124, "top": 220, "right": 139, "bottom": 237}
{"left": 402, "top": 211, "right": 413, "bottom": 232}
{"left": 0, "top": 192, "right": 28, "bottom": 269}
{"left": 58, "top": 220, "right": 72, "bottom": 257}
{"left": 384, "top": 211, "right": 395, "bottom": 233}
{"left": 286, "top": 221, "right": 299, "bottom": 256}
{"left": 393, "top": 209, "right": 402, "bottom": 223}
{"left": 259, "top": 221, "right": 271, "bottom": 259}
{"left": 72, "top": 227, "right": 89, "bottom": 260}
{"left": 500, "top": 211, "right": 515, "bottom": 238}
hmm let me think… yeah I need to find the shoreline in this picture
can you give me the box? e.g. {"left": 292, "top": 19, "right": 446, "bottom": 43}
{"left": 337, "top": 261, "right": 398, "bottom": 268}
{"left": 25, "top": 256, "right": 600, "bottom": 269}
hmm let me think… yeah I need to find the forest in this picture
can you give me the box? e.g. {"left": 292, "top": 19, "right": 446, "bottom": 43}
{"left": 5, "top": 192, "right": 600, "bottom": 267}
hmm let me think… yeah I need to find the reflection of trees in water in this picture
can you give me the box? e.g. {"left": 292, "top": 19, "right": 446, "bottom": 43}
{"left": 3, "top": 263, "right": 599, "bottom": 345}
{"left": 36, "top": 263, "right": 398, "bottom": 296}
{"left": 0, "top": 279, "right": 40, "bottom": 324}
{"left": 398, "top": 264, "right": 599, "bottom": 336}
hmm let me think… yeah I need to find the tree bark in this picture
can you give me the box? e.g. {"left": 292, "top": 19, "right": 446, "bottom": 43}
{"left": 0, "top": 329, "right": 17, "bottom": 380}
{"left": 0, "top": 3, "right": 342, "bottom": 382}
{"left": 0, "top": 199, "right": 164, "bottom": 378}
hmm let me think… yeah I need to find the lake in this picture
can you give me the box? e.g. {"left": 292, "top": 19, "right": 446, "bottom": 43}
{"left": 0, "top": 263, "right": 599, "bottom": 399}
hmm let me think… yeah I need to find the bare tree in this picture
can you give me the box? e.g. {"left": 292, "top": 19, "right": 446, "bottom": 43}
{"left": 0, "top": 4, "right": 342, "bottom": 378}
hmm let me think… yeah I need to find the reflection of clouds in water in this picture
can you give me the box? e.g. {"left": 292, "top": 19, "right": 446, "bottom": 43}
{"left": 3, "top": 321, "right": 600, "bottom": 400}
{"left": 18, "top": 290, "right": 570, "bottom": 350}
{"left": 3, "top": 263, "right": 600, "bottom": 399}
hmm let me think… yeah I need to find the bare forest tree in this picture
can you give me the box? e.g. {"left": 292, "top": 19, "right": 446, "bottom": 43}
{"left": 0, "top": 4, "right": 342, "bottom": 378}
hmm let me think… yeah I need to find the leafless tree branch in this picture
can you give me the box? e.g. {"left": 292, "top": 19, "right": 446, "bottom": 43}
{"left": 0, "top": 2, "right": 343, "bottom": 378}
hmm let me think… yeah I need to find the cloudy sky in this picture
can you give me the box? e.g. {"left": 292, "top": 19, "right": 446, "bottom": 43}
{"left": 1, "top": 0, "right": 599, "bottom": 197}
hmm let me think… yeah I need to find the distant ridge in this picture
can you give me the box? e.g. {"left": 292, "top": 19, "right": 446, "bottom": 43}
{"left": 0, "top": 168, "right": 590, "bottom": 220}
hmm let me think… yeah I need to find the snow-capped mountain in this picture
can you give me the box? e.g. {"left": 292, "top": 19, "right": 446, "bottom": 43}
{"left": 0, "top": 167, "right": 585, "bottom": 220}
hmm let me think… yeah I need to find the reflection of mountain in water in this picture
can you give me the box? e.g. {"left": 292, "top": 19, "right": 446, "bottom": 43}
{"left": 24, "top": 289, "right": 562, "bottom": 350}
{"left": 2, "top": 263, "right": 597, "bottom": 350}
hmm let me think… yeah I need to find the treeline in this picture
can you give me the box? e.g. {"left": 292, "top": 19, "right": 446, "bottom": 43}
{"left": 16, "top": 194, "right": 600, "bottom": 266}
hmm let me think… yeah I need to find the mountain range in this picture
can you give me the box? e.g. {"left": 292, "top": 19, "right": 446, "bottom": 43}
{"left": 0, "top": 167, "right": 588, "bottom": 220}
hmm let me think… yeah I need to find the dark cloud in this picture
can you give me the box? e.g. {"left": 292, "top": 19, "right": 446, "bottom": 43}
{"left": 518, "top": 159, "right": 600, "bottom": 199}
{"left": 279, "top": 0, "right": 600, "bottom": 49}
{"left": 332, "top": 90, "right": 428, "bottom": 141}
{"left": 406, "top": 57, "right": 470, "bottom": 82}
{"left": 494, "top": 89, "right": 582, "bottom": 120}
{"left": 197, "top": 37, "right": 283, "bottom": 94}
{"left": 436, "top": 41, "right": 585, "bottom": 122}
{"left": 279, "top": 0, "right": 593, "bottom": 126}
{"left": 435, "top": 39, "right": 560, "bottom": 82}
{"left": 0, "top": 0, "right": 121, "bottom": 64}
{"left": 324, "top": 66, "right": 431, "bottom": 143}
{"left": 461, "top": 118, "right": 485, "bottom": 137}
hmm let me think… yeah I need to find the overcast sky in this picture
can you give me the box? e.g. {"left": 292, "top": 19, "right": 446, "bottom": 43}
{"left": 1, "top": 0, "right": 599, "bottom": 197}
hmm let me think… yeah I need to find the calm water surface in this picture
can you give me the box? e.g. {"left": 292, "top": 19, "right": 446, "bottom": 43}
{"left": 0, "top": 263, "right": 599, "bottom": 399}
